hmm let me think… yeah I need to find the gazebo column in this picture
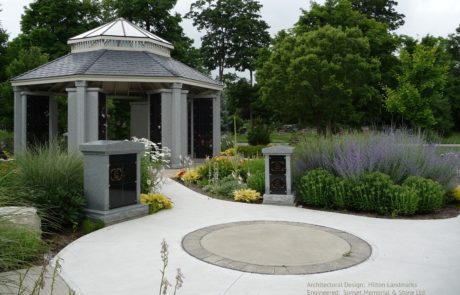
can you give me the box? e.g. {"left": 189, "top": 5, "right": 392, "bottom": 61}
{"left": 212, "top": 92, "right": 222, "bottom": 156}
{"left": 67, "top": 81, "right": 106, "bottom": 151}
{"left": 170, "top": 83, "right": 186, "bottom": 168}
{"left": 13, "top": 87, "right": 26, "bottom": 154}
{"left": 67, "top": 81, "right": 87, "bottom": 151}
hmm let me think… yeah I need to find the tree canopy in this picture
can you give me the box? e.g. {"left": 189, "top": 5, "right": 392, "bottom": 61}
{"left": 20, "top": 0, "right": 101, "bottom": 58}
{"left": 350, "top": 0, "right": 405, "bottom": 30}
{"left": 257, "top": 25, "right": 381, "bottom": 133}
{"left": 186, "top": 0, "right": 270, "bottom": 81}
{"left": 102, "top": 0, "right": 205, "bottom": 70}
{"left": 385, "top": 42, "right": 451, "bottom": 131}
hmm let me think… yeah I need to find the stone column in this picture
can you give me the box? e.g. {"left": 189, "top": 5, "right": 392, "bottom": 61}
{"left": 170, "top": 83, "right": 183, "bottom": 167}
{"left": 13, "top": 87, "right": 26, "bottom": 154}
{"left": 212, "top": 92, "right": 222, "bottom": 156}
{"left": 181, "top": 90, "right": 189, "bottom": 158}
{"left": 85, "top": 88, "right": 104, "bottom": 142}
{"left": 67, "top": 81, "right": 87, "bottom": 151}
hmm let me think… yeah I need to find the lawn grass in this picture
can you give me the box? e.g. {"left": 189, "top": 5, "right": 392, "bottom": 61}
{"left": 237, "top": 131, "right": 293, "bottom": 143}
{"left": 440, "top": 132, "right": 460, "bottom": 144}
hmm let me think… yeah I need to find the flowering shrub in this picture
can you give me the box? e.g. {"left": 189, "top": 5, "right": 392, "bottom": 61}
{"left": 453, "top": 186, "right": 460, "bottom": 201}
{"left": 132, "top": 137, "right": 170, "bottom": 193}
{"left": 221, "top": 148, "right": 235, "bottom": 156}
{"left": 181, "top": 169, "right": 200, "bottom": 183}
{"left": 294, "top": 131, "right": 458, "bottom": 189}
{"left": 233, "top": 189, "right": 261, "bottom": 203}
{"left": 140, "top": 193, "right": 173, "bottom": 214}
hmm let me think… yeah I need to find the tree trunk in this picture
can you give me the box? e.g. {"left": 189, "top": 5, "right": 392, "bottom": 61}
{"left": 249, "top": 69, "right": 253, "bottom": 86}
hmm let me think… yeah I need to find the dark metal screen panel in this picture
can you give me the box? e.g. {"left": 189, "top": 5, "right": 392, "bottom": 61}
{"left": 150, "top": 93, "right": 162, "bottom": 147}
{"left": 26, "top": 95, "right": 49, "bottom": 147}
{"left": 98, "top": 92, "right": 107, "bottom": 140}
{"left": 193, "top": 98, "right": 213, "bottom": 158}
{"left": 109, "top": 154, "right": 137, "bottom": 209}
{"left": 269, "top": 155, "right": 287, "bottom": 194}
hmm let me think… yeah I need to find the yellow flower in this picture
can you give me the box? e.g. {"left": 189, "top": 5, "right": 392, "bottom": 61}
{"left": 140, "top": 193, "right": 173, "bottom": 213}
{"left": 233, "top": 189, "right": 261, "bottom": 203}
{"left": 181, "top": 169, "right": 200, "bottom": 183}
{"left": 452, "top": 186, "right": 460, "bottom": 202}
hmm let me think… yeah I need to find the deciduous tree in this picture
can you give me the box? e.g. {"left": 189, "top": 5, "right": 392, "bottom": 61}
{"left": 257, "top": 25, "right": 380, "bottom": 133}
{"left": 21, "top": 0, "right": 101, "bottom": 58}
{"left": 385, "top": 43, "right": 450, "bottom": 132}
{"left": 186, "top": 0, "right": 270, "bottom": 81}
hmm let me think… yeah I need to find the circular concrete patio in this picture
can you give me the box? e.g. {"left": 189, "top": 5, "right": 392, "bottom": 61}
{"left": 182, "top": 221, "right": 371, "bottom": 274}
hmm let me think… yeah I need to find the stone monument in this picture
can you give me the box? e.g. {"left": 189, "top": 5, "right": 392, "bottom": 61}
{"left": 262, "top": 145, "right": 295, "bottom": 205}
{"left": 80, "top": 140, "right": 148, "bottom": 224}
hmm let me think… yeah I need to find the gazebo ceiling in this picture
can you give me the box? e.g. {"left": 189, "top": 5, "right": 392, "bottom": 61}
{"left": 11, "top": 18, "right": 222, "bottom": 91}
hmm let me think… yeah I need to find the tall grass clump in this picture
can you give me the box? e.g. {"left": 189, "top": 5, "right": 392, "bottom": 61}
{"left": 15, "top": 144, "right": 85, "bottom": 230}
{"left": 293, "top": 130, "right": 458, "bottom": 189}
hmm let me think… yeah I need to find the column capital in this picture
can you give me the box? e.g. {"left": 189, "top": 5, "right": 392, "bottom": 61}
{"left": 13, "top": 86, "right": 22, "bottom": 93}
{"left": 75, "top": 80, "right": 88, "bottom": 87}
{"left": 171, "top": 82, "right": 183, "bottom": 89}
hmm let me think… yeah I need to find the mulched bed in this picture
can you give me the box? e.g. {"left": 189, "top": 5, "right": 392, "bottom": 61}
{"left": 173, "top": 178, "right": 460, "bottom": 220}
{"left": 299, "top": 203, "right": 460, "bottom": 220}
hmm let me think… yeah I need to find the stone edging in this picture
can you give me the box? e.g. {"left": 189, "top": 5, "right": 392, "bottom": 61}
{"left": 182, "top": 220, "right": 372, "bottom": 275}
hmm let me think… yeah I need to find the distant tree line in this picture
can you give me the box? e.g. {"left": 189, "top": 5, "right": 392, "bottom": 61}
{"left": 0, "top": 0, "right": 459, "bottom": 137}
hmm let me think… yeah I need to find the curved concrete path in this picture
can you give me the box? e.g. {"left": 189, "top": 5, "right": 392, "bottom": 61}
{"left": 57, "top": 179, "right": 460, "bottom": 295}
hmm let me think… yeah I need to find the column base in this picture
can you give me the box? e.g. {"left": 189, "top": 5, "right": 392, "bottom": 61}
{"left": 263, "top": 194, "right": 295, "bottom": 206}
{"left": 85, "top": 204, "right": 149, "bottom": 225}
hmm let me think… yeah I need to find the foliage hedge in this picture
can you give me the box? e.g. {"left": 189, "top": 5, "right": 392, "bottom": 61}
{"left": 298, "top": 169, "right": 445, "bottom": 216}
{"left": 403, "top": 176, "right": 445, "bottom": 213}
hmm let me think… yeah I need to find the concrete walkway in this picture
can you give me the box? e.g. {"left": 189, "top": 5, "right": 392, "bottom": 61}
{"left": 57, "top": 179, "right": 460, "bottom": 295}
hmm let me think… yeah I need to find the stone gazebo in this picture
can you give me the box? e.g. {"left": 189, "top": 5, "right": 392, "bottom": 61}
{"left": 11, "top": 18, "right": 223, "bottom": 167}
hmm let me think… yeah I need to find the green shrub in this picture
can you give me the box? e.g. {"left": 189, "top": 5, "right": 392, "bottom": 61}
{"left": 330, "top": 178, "right": 351, "bottom": 209}
{"left": 247, "top": 125, "right": 271, "bottom": 146}
{"left": 203, "top": 157, "right": 234, "bottom": 180}
{"left": 403, "top": 176, "right": 445, "bottom": 213}
{"left": 81, "top": 218, "right": 105, "bottom": 235}
{"left": 350, "top": 172, "right": 394, "bottom": 213}
{"left": 16, "top": 144, "right": 85, "bottom": 230}
{"left": 298, "top": 169, "right": 336, "bottom": 208}
{"left": 247, "top": 171, "right": 265, "bottom": 194}
{"left": 140, "top": 154, "right": 150, "bottom": 194}
{"left": 236, "top": 145, "right": 266, "bottom": 158}
{"left": 0, "top": 223, "right": 46, "bottom": 272}
{"left": 204, "top": 176, "right": 247, "bottom": 198}
{"left": 240, "top": 158, "right": 265, "bottom": 180}
{"left": 387, "top": 185, "right": 419, "bottom": 216}
{"left": 0, "top": 130, "right": 13, "bottom": 157}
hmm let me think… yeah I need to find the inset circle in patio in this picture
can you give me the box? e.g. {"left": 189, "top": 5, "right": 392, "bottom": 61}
{"left": 182, "top": 221, "right": 371, "bottom": 275}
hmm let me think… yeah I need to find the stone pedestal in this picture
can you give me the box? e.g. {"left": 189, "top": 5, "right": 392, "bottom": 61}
{"left": 80, "top": 140, "right": 148, "bottom": 224}
{"left": 262, "top": 146, "right": 295, "bottom": 206}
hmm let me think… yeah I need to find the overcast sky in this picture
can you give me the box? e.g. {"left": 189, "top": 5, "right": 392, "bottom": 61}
{"left": 1, "top": 0, "right": 460, "bottom": 42}
{"left": 1, "top": 0, "right": 459, "bottom": 78}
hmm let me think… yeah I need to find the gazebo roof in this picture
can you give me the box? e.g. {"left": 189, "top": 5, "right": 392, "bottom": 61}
{"left": 69, "top": 18, "right": 172, "bottom": 46}
{"left": 11, "top": 18, "right": 222, "bottom": 90}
